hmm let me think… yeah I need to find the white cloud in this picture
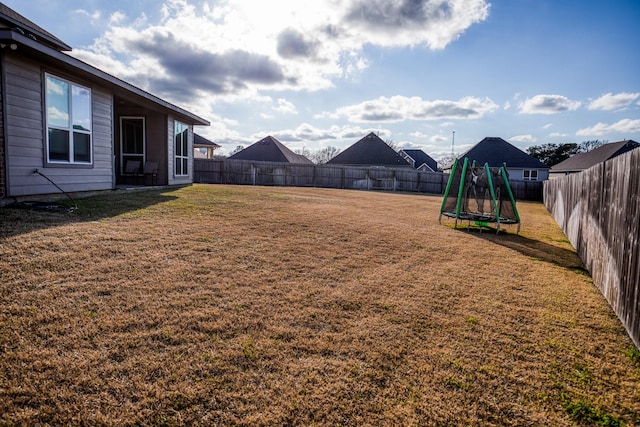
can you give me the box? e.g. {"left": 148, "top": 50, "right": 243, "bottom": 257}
{"left": 409, "top": 131, "right": 430, "bottom": 138}
{"left": 68, "top": 0, "right": 490, "bottom": 106}
{"left": 334, "top": 95, "right": 498, "bottom": 123}
{"left": 510, "top": 134, "right": 536, "bottom": 143}
{"left": 576, "top": 118, "right": 640, "bottom": 136}
{"left": 343, "top": 0, "right": 490, "bottom": 49}
{"left": 519, "top": 94, "right": 581, "bottom": 114}
{"left": 109, "top": 10, "right": 127, "bottom": 26}
{"left": 543, "top": 123, "right": 553, "bottom": 129}
{"left": 273, "top": 98, "right": 298, "bottom": 115}
{"left": 47, "top": 106, "right": 69, "bottom": 123}
{"left": 72, "top": 8, "right": 101, "bottom": 24}
{"left": 549, "top": 132, "right": 568, "bottom": 138}
{"left": 249, "top": 123, "right": 394, "bottom": 150}
{"left": 588, "top": 92, "right": 640, "bottom": 111}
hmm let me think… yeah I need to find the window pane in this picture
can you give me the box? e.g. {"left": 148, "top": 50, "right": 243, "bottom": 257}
{"left": 46, "top": 76, "right": 69, "bottom": 128}
{"left": 72, "top": 85, "right": 91, "bottom": 132}
{"left": 175, "top": 158, "right": 182, "bottom": 175}
{"left": 175, "top": 133, "right": 182, "bottom": 156}
{"left": 122, "top": 119, "right": 144, "bottom": 154}
{"left": 181, "top": 131, "right": 188, "bottom": 153}
{"left": 49, "top": 128, "right": 69, "bottom": 161}
{"left": 531, "top": 170, "right": 538, "bottom": 180}
{"left": 73, "top": 132, "right": 91, "bottom": 162}
{"left": 182, "top": 159, "right": 188, "bottom": 175}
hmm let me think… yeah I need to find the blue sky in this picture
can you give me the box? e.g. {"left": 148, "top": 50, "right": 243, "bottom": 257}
{"left": 7, "top": 0, "right": 640, "bottom": 159}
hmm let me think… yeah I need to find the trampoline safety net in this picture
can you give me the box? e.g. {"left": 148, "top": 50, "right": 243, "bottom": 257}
{"left": 439, "top": 158, "right": 520, "bottom": 232}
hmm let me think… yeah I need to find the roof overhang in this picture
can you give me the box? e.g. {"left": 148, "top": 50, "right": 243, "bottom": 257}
{"left": 0, "top": 29, "right": 209, "bottom": 126}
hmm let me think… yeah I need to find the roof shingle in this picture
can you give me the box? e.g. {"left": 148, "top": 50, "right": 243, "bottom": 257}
{"left": 550, "top": 140, "right": 639, "bottom": 173}
{"left": 327, "top": 132, "right": 411, "bottom": 167}
{"left": 229, "top": 136, "right": 313, "bottom": 164}
{"left": 457, "top": 137, "right": 549, "bottom": 169}
{"left": 401, "top": 149, "right": 438, "bottom": 171}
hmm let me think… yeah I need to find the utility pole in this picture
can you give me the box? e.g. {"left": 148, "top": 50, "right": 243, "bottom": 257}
{"left": 451, "top": 131, "right": 455, "bottom": 157}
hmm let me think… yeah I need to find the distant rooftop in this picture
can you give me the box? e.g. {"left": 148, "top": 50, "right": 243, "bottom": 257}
{"left": 456, "top": 137, "right": 549, "bottom": 169}
{"left": 229, "top": 136, "right": 313, "bottom": 164}
{"left": 327, "top": 132, "right": 412, "bottom": 167}
{"left": 550, "top": 140, "right": 639, "bottom": 173}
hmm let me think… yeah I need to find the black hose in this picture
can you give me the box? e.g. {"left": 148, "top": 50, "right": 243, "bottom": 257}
{"left": 33, "top": 169, "right": 78, "bottom": 212}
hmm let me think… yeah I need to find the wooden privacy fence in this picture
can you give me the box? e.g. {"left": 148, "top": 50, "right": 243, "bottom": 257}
{"left": 544, "top": 148, "right": 640, "bottom": 349}
{"left": 194, "top": 159, "right": 448, "bottom": 194}
{"left": 194, "top": 159, "right": 542, "bottom": 200}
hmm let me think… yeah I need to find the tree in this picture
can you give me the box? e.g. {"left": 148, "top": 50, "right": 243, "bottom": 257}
{"left": 310, "top": 146, "right": 340, "bottom": 164}
{"left": 437, "top": 154, "right": 457, "bottom": 171}
{"left": 230, "top": 145, "right": 245, "bottom": 155}
{"left": 295, "top": 147, "right": 311, "bottom": 158}
{"left": 385, "top": 139, "right": 399, "bottom": 151}
{"left": 579, "top": 139, "right": 606, "bottom": 153}
{"left": 526, "top": 143, "right": 580, "bottom": 166}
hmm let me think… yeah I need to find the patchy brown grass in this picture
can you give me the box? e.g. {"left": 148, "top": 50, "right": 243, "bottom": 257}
{"left": 1, "top": 184, "right": 638, "bottom": 426}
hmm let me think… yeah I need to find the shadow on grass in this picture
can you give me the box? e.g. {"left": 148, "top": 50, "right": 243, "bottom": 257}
{"left": 453, "top": 226, "right": 587, "bottom": 272}
{"left": 0, "top": 187, "right": 179, "bottom": 239}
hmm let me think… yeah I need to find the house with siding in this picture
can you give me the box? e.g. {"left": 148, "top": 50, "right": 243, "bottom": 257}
{"left": 446, "top": 137, "right": 549, "bottom": 181}
{"left": 399, "top": 149, "right": 438, "bottom": 172}
{"left": 549, "top": 140, "right": 639, "bottom": 178}
{"left": 0, "top": 3, "right": 209, "bottom": 204}
{"left": 194, "top": 134, "right": 221, "bottom": 159}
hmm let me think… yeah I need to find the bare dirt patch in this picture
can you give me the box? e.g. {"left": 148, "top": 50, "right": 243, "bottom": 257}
{"left": 1, "top": 185, "right": 638, "bottom": 426}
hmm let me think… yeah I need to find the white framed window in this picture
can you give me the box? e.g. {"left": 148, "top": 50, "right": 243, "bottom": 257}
{"left": 523, "top": 170, "right": 538, "bottom": 181}
{"left": 45, "top": 73, "right": 92, "bottom": 164}
{"left": 174, "top": 121, "right": 189, "bottom": 177}
{"left": 120, "top": 117, "right": 145, "bottom": 173}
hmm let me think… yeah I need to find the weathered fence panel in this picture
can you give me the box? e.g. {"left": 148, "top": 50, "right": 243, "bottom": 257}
{"left": 194, "top": 159, "right": 540, "bottom": 200}
{"left": 544, "top": 148, "right": 640, "bottom": 348}
{"left": 509, "top": 180, "right": 543, "bottom": 201}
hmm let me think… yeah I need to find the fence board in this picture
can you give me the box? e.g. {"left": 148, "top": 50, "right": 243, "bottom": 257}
{"left": 543, "top": 148, "right": 640, "bottom": 348}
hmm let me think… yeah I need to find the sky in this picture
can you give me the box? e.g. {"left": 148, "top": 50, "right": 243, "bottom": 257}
{"left": 6, "top": 0, "right": 640, "bottom": 160}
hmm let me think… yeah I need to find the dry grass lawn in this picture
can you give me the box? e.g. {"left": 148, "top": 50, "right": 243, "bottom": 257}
{"left": 1, "top": 184, "right": 639, "bottom": 426}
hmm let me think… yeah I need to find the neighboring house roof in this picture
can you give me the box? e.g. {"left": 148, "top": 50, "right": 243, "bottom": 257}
{"left": 327, "top": 132, "right": 412, "bottom": 167}
{"left": 456, "top": 137, "right": 549, "bottom": 169}
{"left": 550, "top": 140, "right": 639, "bottom": 173}
{"left": 0, "top": 6, "right": 208, "bottom": 127}
{"left": 401, "top": 149, "right": 438, "bottom": 172}
{"left": 228, "top": 136, "right": 313, "bottom": 164}
{"left": 193, "top": 133, "right": 221, "bottom": 149}
{"left": 0, "top": 2, "right": 71, "bottom": 51}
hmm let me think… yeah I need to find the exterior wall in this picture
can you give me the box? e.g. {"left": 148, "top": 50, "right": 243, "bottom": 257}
{"left": 0, "top": 53, "right": 5, "bottom": 199}
{"left": 4, "top": 54, "right": 114, "bottom": 197}
{"left": 507, "top": 167, "right": 549, "bottom": 181}
{"left": 145, "top": 111, "right": 168, "bottom": 184}
{"left": 115, "top": 108, "right": 168, "bottom": 185}
{"left": 167, "top": 116, "right": 193, "bottom": 186}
